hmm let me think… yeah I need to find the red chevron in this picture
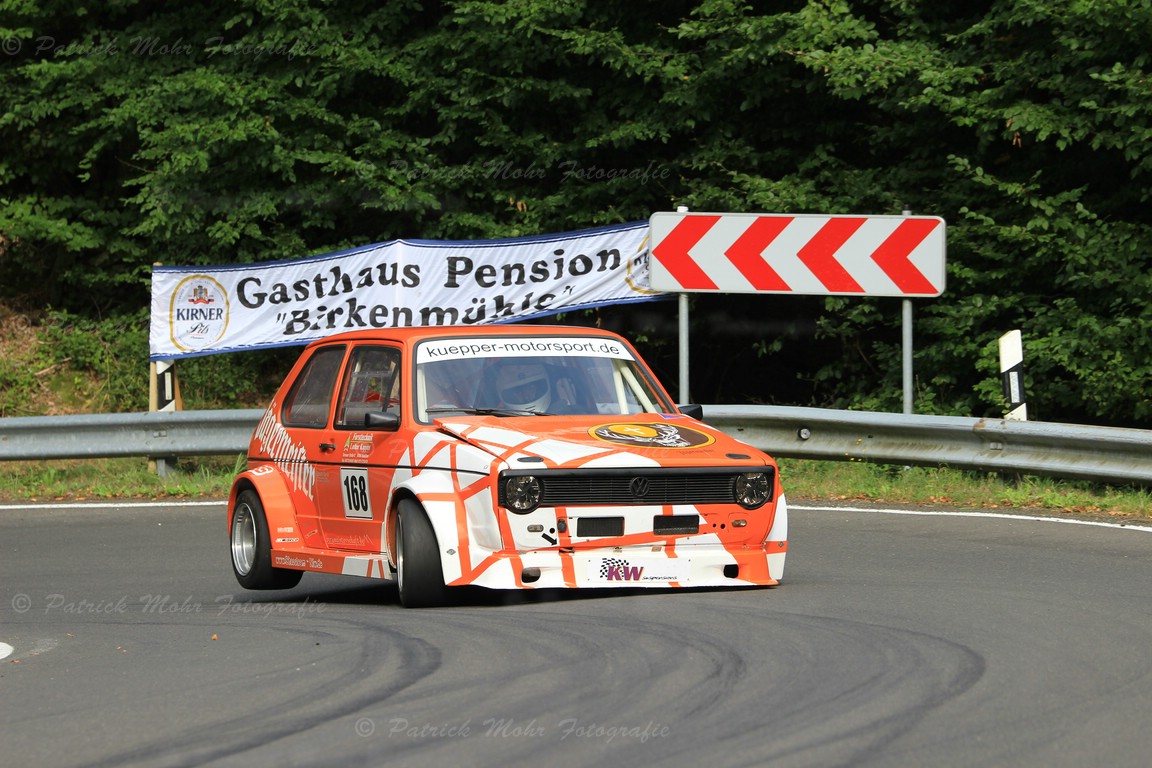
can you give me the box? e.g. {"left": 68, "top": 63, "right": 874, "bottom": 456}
{"left": 724, "top": 216, "right": 792, "bottom": 291}
{"left": 650, "top": 215, "right": 720, "bottom": 290}
{"left": 871, "top": 218, "right": 940, "bottom": 293}
{"left": 796, "top": 218, "right": 866, "bottom": 293}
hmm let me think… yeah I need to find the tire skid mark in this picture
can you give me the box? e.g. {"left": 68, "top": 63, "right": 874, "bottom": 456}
{"left": 81, "top": 612, "right": 439, "bottom": 768}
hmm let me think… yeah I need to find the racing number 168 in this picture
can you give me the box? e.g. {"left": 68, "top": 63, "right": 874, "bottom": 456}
{"left": 340, "top": 468, "right": 373, "bottom": 519}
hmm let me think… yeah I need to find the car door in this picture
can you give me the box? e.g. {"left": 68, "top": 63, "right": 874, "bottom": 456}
{"left": 315, "top": 343, "right": 405, "bottom": 553}
{"left": 275, "top": 343, "right": 347, "bottom": 548}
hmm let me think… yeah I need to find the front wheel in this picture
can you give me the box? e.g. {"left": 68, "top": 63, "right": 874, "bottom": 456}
{"left": 395, "top": 499, "right": 447, "bottom": 608}
{"left": 230, "top": 489, "right": 303, "bottom": 590}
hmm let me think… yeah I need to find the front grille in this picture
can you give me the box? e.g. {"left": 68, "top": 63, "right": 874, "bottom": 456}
{"left": 498, "top": 467, "right": 775, "bottom": 509}
{"left": 542, "top": 474, "right": 735, "bottom": 505}
{"left": 576, "top": 517, "right": 624, "bottom": 537}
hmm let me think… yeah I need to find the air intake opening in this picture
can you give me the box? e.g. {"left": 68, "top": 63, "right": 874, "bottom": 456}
{"left": 576, "top": 517, "right": 624, "bottom": 537}
{"left": 653, "top": 515, "right": 700, "bottom": 535}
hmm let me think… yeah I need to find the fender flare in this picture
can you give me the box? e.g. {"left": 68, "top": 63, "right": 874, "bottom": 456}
{"left": 228, "top": 466, "right": 298, "bottom": 544}
{"left": 387, "top": 470, "right": 494, "bottom": 585}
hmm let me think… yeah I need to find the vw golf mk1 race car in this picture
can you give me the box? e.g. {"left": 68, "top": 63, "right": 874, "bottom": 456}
{"left": 228, "top": 325, "right": 788, "bottom": 607}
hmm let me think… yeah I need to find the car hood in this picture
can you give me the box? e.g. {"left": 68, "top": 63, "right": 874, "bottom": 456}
{"left": 433, "top": 413, "right": 771, "bottom": 469}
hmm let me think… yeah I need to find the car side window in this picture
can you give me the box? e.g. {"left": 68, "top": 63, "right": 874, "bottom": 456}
{"left": 336, "top": 345, "right": 402, "bottom": 428}
{"left": 282, "top": 346, "right": 346, "bottom": 428}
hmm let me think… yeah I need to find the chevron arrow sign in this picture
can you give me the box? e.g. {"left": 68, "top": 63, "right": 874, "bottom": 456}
{"left": 648, "top": 212, "right": 946, "bottom": 297}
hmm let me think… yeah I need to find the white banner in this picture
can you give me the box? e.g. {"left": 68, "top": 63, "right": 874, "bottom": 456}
{"left": 149, "top": 222, "right": 661, "bottom": 361}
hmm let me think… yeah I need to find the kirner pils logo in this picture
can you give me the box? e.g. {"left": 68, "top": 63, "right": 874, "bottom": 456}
{"left": 590, "top": 423, "right": 716, "bottom": 449}
{"left": 169, "top": 275, "right": 230, "bottom": 352}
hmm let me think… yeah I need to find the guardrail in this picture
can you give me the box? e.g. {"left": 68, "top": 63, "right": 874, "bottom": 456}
{"left": 1, "top": 406, "right": 1150, "bottom": 485}
{"left": 703, "top": 406, "right": 1152, "bottom": 485}
{"left": 0, "top": 409, "right": 264, "bottom": 476}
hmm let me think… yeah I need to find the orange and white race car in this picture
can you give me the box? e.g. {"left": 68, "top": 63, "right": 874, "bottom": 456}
{"left": 228, "top": 325, "right": 788, "bottom": 607}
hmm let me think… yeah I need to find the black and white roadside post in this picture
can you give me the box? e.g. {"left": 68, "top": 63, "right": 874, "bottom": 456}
{"left": 998, "top": 330, "right": 1027, "bottom": 421}
{"left": 149, "top": 360, "right": 181, "bottom": 476}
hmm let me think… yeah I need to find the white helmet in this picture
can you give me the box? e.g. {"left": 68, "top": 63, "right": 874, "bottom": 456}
{"left": 496, "top": 364, "right": 551, "bottom": 412}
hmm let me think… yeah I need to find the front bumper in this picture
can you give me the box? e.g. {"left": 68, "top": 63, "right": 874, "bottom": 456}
{"left": 449, "top": 541, "right": 787, "bottom": 590}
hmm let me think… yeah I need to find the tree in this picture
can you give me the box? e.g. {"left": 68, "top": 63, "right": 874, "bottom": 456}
{"left": 2, "top": 0, "right": 1150, "bottom": 425}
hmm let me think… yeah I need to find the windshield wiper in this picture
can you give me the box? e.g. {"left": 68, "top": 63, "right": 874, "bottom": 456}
{"left": 425, "top": 406, "right": 552, "bottom": 417}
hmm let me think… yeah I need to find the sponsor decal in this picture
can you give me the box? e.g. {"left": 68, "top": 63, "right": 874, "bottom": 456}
{"left": 596, "top": 557, "right": 684, "bottom": 582}
{"left": 253, "top": 407, "right": 316, "bottom": 499}
{"left": 168, "top": 275, "right": 230, "bottom": 352}
{"left": 417, "top": 336, "right": 634, "bottom": 363}
{"left": 275, "top": 555, "right": 324, "bottom": 569}
{"left": 342, "top": 433, "right": 375, "bottom": 464}
{"left": 589, "top": 423, "right": 716, "bottom": 449}
{"left": 326, "top": 534, "right": 372, "bottom": 547}
{"left": 602, "top": 558, "right": 645, "bottom": 581}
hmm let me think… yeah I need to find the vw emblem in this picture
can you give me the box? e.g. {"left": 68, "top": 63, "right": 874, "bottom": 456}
{"left": 630, "top": 477, "right": 650, "bottom": 498}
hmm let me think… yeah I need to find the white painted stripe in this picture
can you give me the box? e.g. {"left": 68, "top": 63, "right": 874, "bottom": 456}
{"left": 1, "top": 499, "right": 1147, "bottom": 534}
{"left": 999, "top": 330, "right": 1024, "bottom": 369}
{"left": 792, "top": 504, "right": 1152, "bottom": 533}
{"left": 0, "top": 642, "right": 13, "bottom": 661}
{"left": 0, "top": 500, "right": 225, "bottom": 511}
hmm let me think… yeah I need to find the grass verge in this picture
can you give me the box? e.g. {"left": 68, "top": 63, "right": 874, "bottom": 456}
{"left": 0, "top": 456, "right": 244, "bottom": 502}
{"left": 778, "top": 458, "right": 1152, "bottom": 521}
{"left": 1, "top": 455, "right": 1150, "bottom": 523}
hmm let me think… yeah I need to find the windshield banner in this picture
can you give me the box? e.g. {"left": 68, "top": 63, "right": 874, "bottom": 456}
{"left": 149, "top": 221, "right": 661, "bottom": 360}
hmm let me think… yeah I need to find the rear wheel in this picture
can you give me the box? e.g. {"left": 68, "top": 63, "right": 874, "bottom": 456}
{"left": 396, "top": 499, "right": 447, "bottom": 608}
{"left": 230, "top": 489, "right": 303, "bottom": 590}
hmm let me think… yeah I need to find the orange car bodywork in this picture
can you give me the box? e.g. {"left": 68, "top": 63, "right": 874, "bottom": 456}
{"left": 228, "top": 325, "right": 788, "bottom": 590}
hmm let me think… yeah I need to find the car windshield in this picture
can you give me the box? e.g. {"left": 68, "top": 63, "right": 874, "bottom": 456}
{"left": 413, "top": 335, "right": 675, "bottom": 421}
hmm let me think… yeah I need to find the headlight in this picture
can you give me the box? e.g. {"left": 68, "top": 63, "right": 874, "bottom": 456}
{"left": 504, "top": 475, "right": 542, "bottom": 514}
{"left": 734, "top": 472, "right": 771, "bottom": 509}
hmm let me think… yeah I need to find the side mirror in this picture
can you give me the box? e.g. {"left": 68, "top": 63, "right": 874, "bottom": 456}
{"left": 677, "top": 404, "right": 704, "bottom": 420}
{"left": 365, "top": 411, "right": 400, "bottom": 431}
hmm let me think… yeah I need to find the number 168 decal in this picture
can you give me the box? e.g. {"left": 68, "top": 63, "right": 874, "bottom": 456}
{"left": 340, "top": 468, "right": 373, "bottom": 519}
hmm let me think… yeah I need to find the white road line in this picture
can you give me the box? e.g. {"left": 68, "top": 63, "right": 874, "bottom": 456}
{"left": 792, "top": 504, "right": 1152, "bottom": 533}
{"left": 0, "top": 500, "right": 225, "bottom": 511}
{"left": 2, "top": 500, "right": 1150, "bottom": 534}
{"left": 0, "top": 642, "right": 14, "bottom": 661}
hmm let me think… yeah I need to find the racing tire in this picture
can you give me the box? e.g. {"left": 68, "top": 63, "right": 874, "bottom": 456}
{"left": 396, "top": 499, "right": 447, "bottom": 608}
{"left": 230, "top": 489, "right": 304, "bottom": 590}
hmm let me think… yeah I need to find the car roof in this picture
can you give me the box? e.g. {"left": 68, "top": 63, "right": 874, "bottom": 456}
{"left": 308, "top": 324, "right": 626, "bottom": 348}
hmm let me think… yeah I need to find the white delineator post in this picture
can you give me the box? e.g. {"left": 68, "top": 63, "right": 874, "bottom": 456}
{"left": 999, "top": 330, "right": 1027, "bottom": 421}
{"left": 149, "top": 359, "right": 181, "bottom": 476}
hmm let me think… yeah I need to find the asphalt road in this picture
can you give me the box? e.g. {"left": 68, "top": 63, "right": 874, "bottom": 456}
{"left": 2, "top": 500, "right": 1151, "bottom": 768}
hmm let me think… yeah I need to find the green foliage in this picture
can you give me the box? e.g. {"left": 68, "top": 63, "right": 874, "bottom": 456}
{"left": 0, "top": 356, "right": 39, "bottom": 417}
{"left": 176, "top": 347, "right": 298, "bottom": 408}
{"left": 2, "top": 1, "right": 1151, "bottom": 426}
{"left": 40, "top": 309, "right": 151, "bottom": 411}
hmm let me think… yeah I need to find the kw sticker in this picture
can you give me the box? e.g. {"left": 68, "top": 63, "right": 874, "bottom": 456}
{"left": 596, "top": 557, "right": 685, "bottom": 582}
